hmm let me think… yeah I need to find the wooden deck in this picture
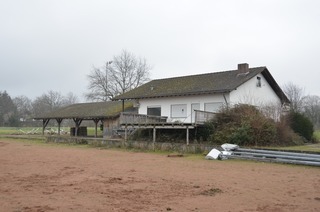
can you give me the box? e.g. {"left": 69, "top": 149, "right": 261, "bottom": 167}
{"left": 119, "top": 111, "right": 216, "bottom": 145}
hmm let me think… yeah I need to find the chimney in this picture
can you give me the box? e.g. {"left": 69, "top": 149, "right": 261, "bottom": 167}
{"left": 238, "top": 63, "right": 249, "bottom": 73}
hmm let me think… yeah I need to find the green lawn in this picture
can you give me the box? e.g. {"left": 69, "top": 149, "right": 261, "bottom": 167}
{"left": 314, "top": 130, "right": 320, "bottom": 141}
{"left": 0, "top": 127, "right": 35, "bottom": 135}
{"left": 269, "top": 144, "right": 320, "bottom": 153}
{"left": 0, "top": 127, "right": 103, "bottom": 137}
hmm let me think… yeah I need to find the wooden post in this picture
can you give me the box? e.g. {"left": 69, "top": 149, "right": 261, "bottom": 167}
{"left": 186, "top": 126, "right": 189, "bottom": 145}
{"left": 124, "top": 125, "right": 128, "bottom": 141}
{"left": 153, "top": 126, "right": 156, "bottom": 151}
{"left": 93, "top": 119, "right": 100, "bottom": 138}
{"left": 73, "top": 118, "right": 83, "bottom": 137}
{"left": 56, "top": 118, "right": 63, "bottom": 135}
{"left": 42, "top": 119, "right": 50, "bottom": 135}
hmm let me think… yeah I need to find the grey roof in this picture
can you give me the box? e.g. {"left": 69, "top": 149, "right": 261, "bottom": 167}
{"left": 113, "top": 67, "right": 290, "bottom": 104}
{"left": 34, "top": 101, "right": 134, "bottom": 120}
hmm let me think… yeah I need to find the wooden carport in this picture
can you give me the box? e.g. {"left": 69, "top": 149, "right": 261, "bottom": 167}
{"left": 34, "top": 101, "right": 135, "bottom": 137}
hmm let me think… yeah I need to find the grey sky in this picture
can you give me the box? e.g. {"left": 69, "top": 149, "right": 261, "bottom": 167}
{"left": 1, "top": 0, "right": 319, "bottom": 101}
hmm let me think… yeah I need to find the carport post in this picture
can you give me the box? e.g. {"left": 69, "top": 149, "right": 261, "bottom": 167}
{"left": 56, "top": 118, "right": 63, "bottom": 135}
{"left": 42, "top": 119, "right": 50, "bottom": 135}
{"left": 73, "top": 118, "right": 83, "bottom": 137}
{"left": 93, "top": 119, "right": 100, "bottom": 138}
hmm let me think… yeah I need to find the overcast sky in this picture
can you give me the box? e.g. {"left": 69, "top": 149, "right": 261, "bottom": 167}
{"left": 1, "top": 0, "right": 319, "bottom": 102}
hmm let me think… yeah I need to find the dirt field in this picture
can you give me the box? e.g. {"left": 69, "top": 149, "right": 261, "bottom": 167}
{"left": 0, "top": 139, "right": 320, "bottom": 212}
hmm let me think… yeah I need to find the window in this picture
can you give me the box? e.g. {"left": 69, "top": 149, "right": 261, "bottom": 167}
{"left": 204, "top": 102, "right": 223, "bottom": 112}
{"left": 171, "top": 104, "right": 187, "bottom": 118}
{"left": 147, "top": 107, "right": 161, "bottom": 116}
{"left": 257, "top": 76, "right": 261, "bottom": 87}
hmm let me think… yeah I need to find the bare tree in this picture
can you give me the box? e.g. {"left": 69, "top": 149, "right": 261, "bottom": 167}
{"left": 13, "top": 95, "right": 33, "bottom": 121}
{"left": 85, "top": 50, "right": 151, "bottom": 101}
{"left": 303, "top": 95, "right": 320, "bottom": 129}
{"left": 62, "top": 92, "right": 79, "bottom": 105}
{"left": 85, "top": 66, "right": 112, "bottom": 102}
{"left": 109, "top": 50, "right": 151, "bottom": 95}
{"left": 32, "top": 90, "right": 78, "bottom": 117}
{"left": 283, "top": 82, "right": 305, "bottom": 112}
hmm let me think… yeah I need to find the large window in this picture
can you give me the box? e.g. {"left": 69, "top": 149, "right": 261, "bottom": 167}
{"left": 204, "top": 102, "right": 223, "bottom": 112}
{"left": 171, "top": 104, "right": 187, "bottom": 118}
{"left": 147, "top": 106, "right": 161, "bottom": 116}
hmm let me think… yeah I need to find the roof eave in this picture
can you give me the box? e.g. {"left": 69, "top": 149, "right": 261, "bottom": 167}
{"left": 113, "top": 89, "right": 232, "bottom": 100}
{"left": 261, "top": 69, "right": 290, "bottom": 104}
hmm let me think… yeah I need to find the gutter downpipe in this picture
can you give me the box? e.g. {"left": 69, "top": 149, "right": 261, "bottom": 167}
{"left": 223, "top": 93, "right": 229, "bottom": 109}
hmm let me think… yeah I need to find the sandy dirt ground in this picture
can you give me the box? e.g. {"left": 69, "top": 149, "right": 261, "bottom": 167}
{"left": 0, "top": 138, "right": 320, "bottom": 212}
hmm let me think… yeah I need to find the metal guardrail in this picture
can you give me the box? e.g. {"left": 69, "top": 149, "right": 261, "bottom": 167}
{"left": 226, "top": 148, "right": 320, "bottom": 167}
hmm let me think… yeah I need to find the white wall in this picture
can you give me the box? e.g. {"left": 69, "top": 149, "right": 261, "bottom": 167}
{"left": 229, "top": 73, "right": 281, "bottom": 106}
{"left": 138, "top": 94, "right": 227, "bottom": 123}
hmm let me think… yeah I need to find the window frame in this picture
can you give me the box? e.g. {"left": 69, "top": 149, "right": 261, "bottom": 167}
{"left": 204, "top": 102, "right": 223, "bottom": 112}
{"left": 171, "top": 104, "right": 187, "bottom": 118}
{"left": 147, "top": 106, "right": 161, "bottom": 116}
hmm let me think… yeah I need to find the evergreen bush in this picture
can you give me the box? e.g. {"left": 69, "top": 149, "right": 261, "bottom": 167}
{"left": 288, "top": 111, "right": 314, "bottom": 141}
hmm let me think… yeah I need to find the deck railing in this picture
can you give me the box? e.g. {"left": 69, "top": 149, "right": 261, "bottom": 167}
{"left": 194, "top": 110, "right": 217, "bottom": 125}
{"left": 120, "top": 112, "right": 167, "bottom": 125}
{"left": 120, "top": 110, "right": 216, "bottom": 126}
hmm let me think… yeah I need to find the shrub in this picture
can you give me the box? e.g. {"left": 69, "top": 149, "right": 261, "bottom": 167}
{"left": 275, "top": 117, "right": 304, "bottom": 145}
{"left": 195, "top": 121, "right": 215, "bottom": 142}
{"left": 209, "top": 104, "right": 278, "bottom": 146}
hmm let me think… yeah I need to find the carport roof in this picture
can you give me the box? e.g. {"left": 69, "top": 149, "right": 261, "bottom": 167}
{"left": 34, "top": 101, "right": 134, "bottom": 120}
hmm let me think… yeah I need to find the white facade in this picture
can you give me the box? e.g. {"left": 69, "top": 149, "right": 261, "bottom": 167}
{"left": 136, "top": 73, "right": 283, "bottom": 124}
{"left": 138, "top": 94, "right": 227, "bottom": 123}
{"left": 229, "top": 73, "right": 281, "bottom": 106}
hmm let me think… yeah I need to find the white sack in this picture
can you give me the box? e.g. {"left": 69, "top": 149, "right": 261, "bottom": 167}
{"left": 205, "top": 148, "right": 222, "bottom": 160}
{"left": 221, "top": 143, "right": 239, "bottom": 151}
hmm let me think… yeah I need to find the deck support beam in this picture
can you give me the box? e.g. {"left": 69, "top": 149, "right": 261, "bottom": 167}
{"left": 124, "top": 125, "right": 128, "bottom": 141}
{"left": 153, "top": 127, "right": 156, "bottom": 151}
{"left": 186, "top": 126, "right": 189, "bottom": 145}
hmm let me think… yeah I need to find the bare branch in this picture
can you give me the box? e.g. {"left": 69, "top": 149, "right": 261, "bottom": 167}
{"left": 283, "top": 82, "right": 305, "bottom": 112}
{"left": 85, "top": 50, "right": 151, "bottom": 101}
